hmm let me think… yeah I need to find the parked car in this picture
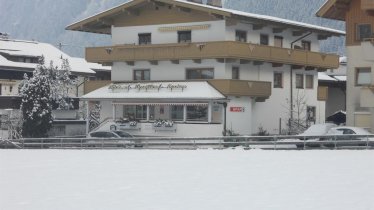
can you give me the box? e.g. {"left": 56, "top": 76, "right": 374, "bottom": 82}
{"left": 87, "top": 131, "right": 141, "bottom": 148}
{"left": 295, "top": 123, "right": 337, "bottom": 148}
{"left": 320, "top": 126, "right": 374, "bottom": 148}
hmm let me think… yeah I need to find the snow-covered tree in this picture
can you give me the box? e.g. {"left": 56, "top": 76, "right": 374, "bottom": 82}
{"left": 19, "top": 57, "right": 53, "bottom": 138}
{"left": 50, "top": 59, "right": 76, "bottom": 110}
{"left": 19, "top": 57, "right": 76, "bottom": 137}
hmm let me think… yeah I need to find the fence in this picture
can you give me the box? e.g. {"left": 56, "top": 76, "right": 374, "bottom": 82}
{"left": 2, "top": 134, "right": 374, "bottom": 150}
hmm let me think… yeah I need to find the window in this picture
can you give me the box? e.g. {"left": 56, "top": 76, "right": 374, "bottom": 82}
{"left": 356, "top": 67, "right": 372, "bottom": 86}
{"left": 274, "top": 36, "right": 283, "bottom": 48}
{"left": 235, "top": 30, "right": 247, "bottom": 42}
{"left": 186, "top": 68, "right": 214, "bottom": 79}
{"left": 187, "top": 105, "right": 208, "bottom": 122}
{"left": 123, "top": 105, "right": 147, "bottom": 121}
{"left": 134, "top": 69, "right": 150, "bottom": 81}
{"left": 178, "top": 31, "right": 191, "bottom": 43}
{"left": 260, "top": 34, "right": 269, "bottom": 45}
{"left": 138, "top": 33, "right": 151, "bottom": 45}
{"left": 307, "top": 106, "right": 316, "bottom": 126}
{"left": 301, "top": 41, "right": 311, "bottom": 51}
{"left": 356, "top": 24, "right": 372, "bottom": 41}
{"left": 296, "top": 74, "right": 304, "bottom": 89}
{"left": 0, "top": 84, "right": 2, "bottom": 95}
{"left": 232, "top": 67, "right": 240, "bottom": 79}
{"left": 305, "top": 75, "right": 314, "bottom": 89}
{"left": 171, "top": 106, "right": 184, "bottom": 121}
{"left": 273, "top": 72, "right": 283, "bottom": 88}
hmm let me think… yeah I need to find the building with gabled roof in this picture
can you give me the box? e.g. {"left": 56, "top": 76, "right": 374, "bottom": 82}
{"left": 317, "top": 0, "right": 374, "bottom": 131}
{"left": 67, "top": 0, "right": 344, "bottom": 136}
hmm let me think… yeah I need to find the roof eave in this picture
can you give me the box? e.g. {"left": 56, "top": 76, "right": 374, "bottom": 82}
{"left": 316, "top": 0, "right": 349, "bottom": 21}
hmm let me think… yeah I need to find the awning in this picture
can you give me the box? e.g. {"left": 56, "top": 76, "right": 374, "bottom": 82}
{"left": 81, "top": 81, "right": 226, "bottom": 101}
{"left": 112, "top": 102, "right": 209, "bottom": 106}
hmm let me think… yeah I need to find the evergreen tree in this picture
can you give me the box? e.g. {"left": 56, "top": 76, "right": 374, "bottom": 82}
{"left": 19, "top": 57, "right": 53, "bottom": 138}
{"left": 19, "top": 57, "right": 76, "bottom": 138}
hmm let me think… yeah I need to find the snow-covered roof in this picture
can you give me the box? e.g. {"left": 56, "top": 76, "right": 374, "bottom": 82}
{"left": 69, "top": 57, "right": 111, "bottom": 72}
{"left": 81, "top": 81, "right": 226, "bottom": 101}
{"left": 0, "top": 39, "right": 95, "bottom": 74}
{"left": 318, "top": 72, "right": 337, "bottom": 81}
{"left": 339, "top": 56, "right": 347, "bottom": 64}
{"left": 66, "top": 0, "right": 345, "bottom": 36}
{"left": 333, "top": 76, "right": 347, "bottom": 81}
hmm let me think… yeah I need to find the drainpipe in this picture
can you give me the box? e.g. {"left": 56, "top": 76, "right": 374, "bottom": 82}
{"left": 289, "top": 32, "right": 312, "bottom": 133}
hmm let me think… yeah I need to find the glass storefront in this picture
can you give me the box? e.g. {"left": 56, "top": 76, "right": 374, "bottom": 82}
{"left": 122, "top": 104, "right": 210, "bottom": 123}
{"left": 187, "top": 106, "right": 208, "bottom": 122}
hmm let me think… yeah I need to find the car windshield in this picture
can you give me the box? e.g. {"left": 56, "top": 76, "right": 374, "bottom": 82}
{"left": 113, "top": 131, "right": 133, "bottom": 138}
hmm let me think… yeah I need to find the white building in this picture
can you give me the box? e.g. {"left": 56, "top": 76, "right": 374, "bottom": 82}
{"left": 67, "top": 0, "right": 344, "bottom": 136}
{"left": 0, "top": 38, "right": 111, "bottom": 137}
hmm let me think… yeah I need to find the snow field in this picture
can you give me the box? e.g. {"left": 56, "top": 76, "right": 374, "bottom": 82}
{"left": 1, "top": 150, "right": 374, "bottom": 210}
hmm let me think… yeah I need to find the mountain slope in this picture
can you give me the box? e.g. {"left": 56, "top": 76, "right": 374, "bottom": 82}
{"left": 0, "top": 0, "right": 345, "bottom": 57}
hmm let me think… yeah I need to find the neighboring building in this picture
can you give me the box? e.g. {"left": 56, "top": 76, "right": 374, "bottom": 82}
{"left": 0, "top": 38, "right": 111, "bottom": 137}
{"left": 319, "top": 57, "right": 347, "bottom": 120}
{"left": 317, "top": 0, "right": 374, "bottom": 131}
{"left": 67, "top": 0, "right": 344, "bottom": 136}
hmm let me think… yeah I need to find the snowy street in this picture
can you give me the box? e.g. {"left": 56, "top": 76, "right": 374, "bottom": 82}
{"left": 1, "top": 150, "right": 374, "bottom": 210}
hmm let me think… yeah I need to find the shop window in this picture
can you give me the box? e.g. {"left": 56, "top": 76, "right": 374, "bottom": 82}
{"left": 296, "top": 74, "right": 304, "bottom": 89}
{"left": 301, "top": 41, "right": 311, "bottom": 51}
{"left": 305, "top": 75, "right": 314, "bottom": 89}
{"left": 356, "top": 24, "right": 372, "bottom": 41}
{"left": 187, "top": 105, "right": 208, "bottom": 122}
{"left": 171, "top": 106, "right": 184, "bottom": 121}
{"left": 123, "top": 105, "right": 147, "bottom": 121}
{"left": 274, "top": 36, "right": 283, "bottom": 48}
{"left": 260, "top": 34, "right": 269, "bottom": 45}
{"left": 232, "top": 67, "right": 240, "bottom": 79}
{"left": 138, "top": 33, "right": 151, "bottom": 45}
{"left": 186, "top": 68, "right": 214, "bottom": 79}
{"left": 134, "top": 69, "right": 150, "bottom": 81}
{"left": 235, "top": 30, "right": 247, "bottom": 42}
{"left": 178, "top": 31, "right": 191, "bottom": 43}
{"left": 355, "top": 67, "right": 372, "bottom": 86}
{"left": 273, "top": 72, "right": 283, "bottom": 88}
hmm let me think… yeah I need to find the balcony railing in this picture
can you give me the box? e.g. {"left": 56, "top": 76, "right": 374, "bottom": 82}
{"left": 86, "top": 41, "right": 339, "bottom": 69}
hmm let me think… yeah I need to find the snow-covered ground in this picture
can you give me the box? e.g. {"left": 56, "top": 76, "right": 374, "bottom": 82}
{"left": 1, "top": 150, "right": 373, "bottom": 210}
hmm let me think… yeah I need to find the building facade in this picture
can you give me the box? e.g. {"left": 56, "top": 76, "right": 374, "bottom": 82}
{"left": 67, "top": 0, "right": 343, "bottom": 136}
{"left": 317, "top": 0, "right": 374, "bottom": 131}
{"left": 0, "top": 38, "right": 111, "bottom": 137}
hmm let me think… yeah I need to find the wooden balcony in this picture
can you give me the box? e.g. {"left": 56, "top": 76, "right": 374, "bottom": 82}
{"left": 208, "top": 79, "right": 272, "bottom": 102}
{"left": 84, "top": 80, "right": 112, "bottom": 95}
{"left": 86, "top": 41, "right": 340, "bottom": 69}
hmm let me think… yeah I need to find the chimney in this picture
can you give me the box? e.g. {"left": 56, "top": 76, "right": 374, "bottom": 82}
{"left": 187, "top": 0, "right": 203, "bottom": 4}
{"left": 207, "top": 0, "right": 222, "bottom": 7}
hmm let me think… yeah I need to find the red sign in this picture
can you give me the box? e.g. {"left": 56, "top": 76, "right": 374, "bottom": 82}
{"left": 230, "top": 107, "right": 245, "bottom": 112}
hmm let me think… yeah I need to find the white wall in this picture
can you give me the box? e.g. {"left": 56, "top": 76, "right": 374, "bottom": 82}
{"left": 226, "top": 96, "right": 253, "bottom": 135}
{"left": 346, "top": 45, "right": 374, "bottom": 131}
{"left": 112, "top": 59, "right": 226, "bottom": 81}
{"left": 226, "top": 22, "right": 320, "bottom": 51}
{"left": 112, "top": 20, "right": 226, "bottom": 45}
